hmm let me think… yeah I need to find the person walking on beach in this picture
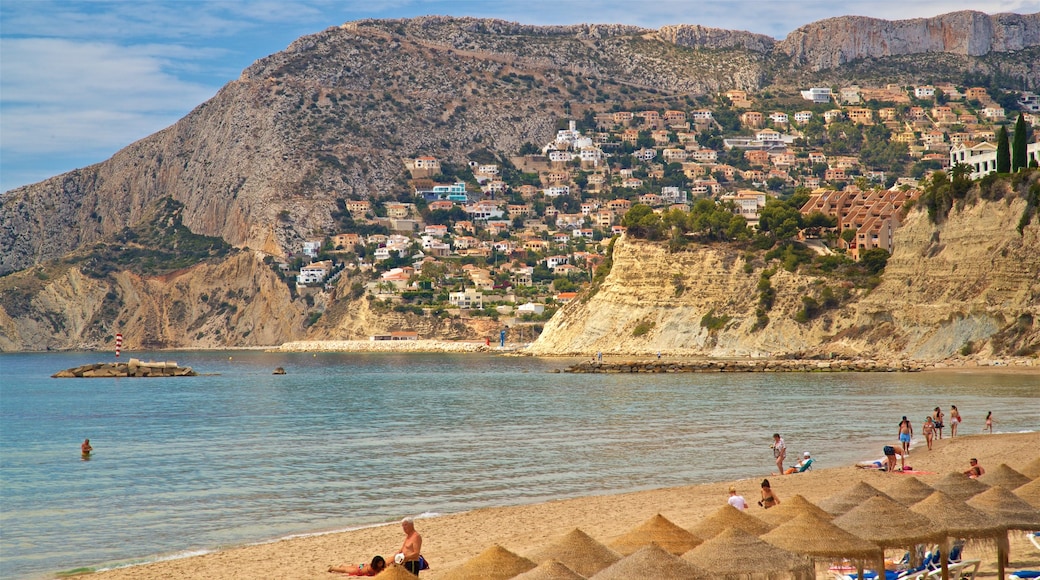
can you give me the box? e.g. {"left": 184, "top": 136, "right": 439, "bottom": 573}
{"left": 898, "top": 416, "right": 913, "bottom": 457}
{"left": 394, "top": 517, "right": 423, "bottom": 575}
{"left": 923, "top": 416, "right": 935, "bottom": 450}
{"left": 727, "top": 486, "right": 748, "bottom": 511}
{"left": 81, "top": 438, "right": 92, "bottom": 459}
{"left": 950, "top": 405, "right": 961, "bottom": 437}
{"left": 771, "top": 433, "right": 786, "bottom": 475}
{"left": 983, "top": 411, "right": 993, "bottom": 434}
{"left": 759, "top": 479, "right": 779, "bottom": 509}
{"left": 932, "top": 407, "right": 945, "bottom": 439}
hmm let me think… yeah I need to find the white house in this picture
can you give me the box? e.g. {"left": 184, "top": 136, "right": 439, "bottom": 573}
{"left": 449, "top": 288, "right": 483, "bottom": 309}
{"left": 800, "top": 87, "right": 832, "bottom": 103}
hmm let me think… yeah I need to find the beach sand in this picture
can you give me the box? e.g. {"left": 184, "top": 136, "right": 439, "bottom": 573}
{"left": 90, "top": 432, "right": 1039, "bottom": 579}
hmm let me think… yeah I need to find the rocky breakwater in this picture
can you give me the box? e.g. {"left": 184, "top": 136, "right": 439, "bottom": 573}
{"left": 52, "top": 358, "right": 197, "bottom": 378}
{"left": 272, "top": 339, "right": 494, "bottom": 353}
{"left": 564, "top": 359, "right": 922, "bottom": 373}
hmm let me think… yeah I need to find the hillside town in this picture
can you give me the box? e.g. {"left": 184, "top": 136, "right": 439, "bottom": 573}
{"left": 282, "top": 83, "right": 1040, "bottom": 334}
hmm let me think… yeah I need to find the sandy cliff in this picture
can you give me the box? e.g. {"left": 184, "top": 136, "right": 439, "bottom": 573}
{"left": 528, "top": 199, "right": 1040, "bottom": 360}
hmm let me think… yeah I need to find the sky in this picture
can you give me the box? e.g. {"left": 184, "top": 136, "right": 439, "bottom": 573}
{"left": 0, "top": 0, "right": 1031, "bottom": 193}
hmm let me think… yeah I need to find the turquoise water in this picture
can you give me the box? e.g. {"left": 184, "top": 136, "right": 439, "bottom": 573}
{"left": 1, "top": 351, "right": 1037, "bottom": 579}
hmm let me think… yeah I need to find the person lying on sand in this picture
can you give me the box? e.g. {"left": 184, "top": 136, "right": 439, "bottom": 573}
{"left": 329, "top": 555, "right": 386, "bottom": 576}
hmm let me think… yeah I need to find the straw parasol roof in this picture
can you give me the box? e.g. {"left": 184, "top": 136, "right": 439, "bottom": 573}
{"left": 1014, "top": 477, "right": 1040, "bottom": 509}
{"left": 682, "top": 527, "right": 815, "bottom": 580}
{"left": 512, "top": 559, "right": 586, "bottom": 580}
{"left": 833, "top": 495, "right": 946, "bottom": 580}
{"left": 686, "top": 504, "right": 773, "bottom": 539}
{"left": 525, "top": 528, "right": 621, "bottom": 577}
{"left": 756, "top": 494, "right": 834, "bottom": 527}
{"left": 818, "top": 481, "right": 895, "bottom": 516}
{"left": 966, "top": 486, "right": 1040, "bottom": 530}
{"left": 879, "top": 476, "right": 935, "bottom": 507}
{"left": 440, "top": 544, "right": 537, "bottom": 580}
{"left": 761, "top": 512, "right": 883, "bottom": 561}
{"left": 978, "top": 463, "right": 1032, "bottom": 489}
{"left": 590, "top": 543, "right": 710, "bottom": 580}
{"left": 1017, "top": 456, "right": 1040, "bottom": 479}
{"left": 375, "top": 564, "right": 427, "bottom": 579}
{"left": 607, "top": 514, "right": 702, "bottom": 556}
{"left": 832, "top": 495, "right": 946, "bottom": 548}
{"left": 930, "top": 471, "right": 989, "bottom": 502}
{"left": 908, "top": 490, "right": 1004, "bottom": 540}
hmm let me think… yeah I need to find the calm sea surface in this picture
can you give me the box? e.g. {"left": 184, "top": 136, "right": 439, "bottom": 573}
{"left": 1, "top": 351, "right": 1037, "bottom": 578}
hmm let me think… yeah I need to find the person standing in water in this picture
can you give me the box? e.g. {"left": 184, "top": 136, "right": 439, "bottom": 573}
{"left": 950, "top": 405, "right": 961, "bottom": 437}
{"left": 81, "top": 438, "right": 92, "bottom": 459}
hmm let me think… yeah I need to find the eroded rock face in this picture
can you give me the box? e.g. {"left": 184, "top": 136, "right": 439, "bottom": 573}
{"left": 655, "top": 25, "right": 775, "bottom": 53}
{"left": 528, "top": 199, "right": 1040, "bottom": 360}
{"left": 778, "top": 10, "right": 1040, "bottom": 70}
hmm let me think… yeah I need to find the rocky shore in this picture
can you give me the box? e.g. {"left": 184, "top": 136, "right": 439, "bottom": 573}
{"left": 563, "top": 357, "right": 1038, "bottom": 373}
{"left": 52, "top": 358, "right": 197, "bottom": 378}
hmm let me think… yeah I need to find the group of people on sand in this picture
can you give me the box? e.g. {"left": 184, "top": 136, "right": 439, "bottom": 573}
{"left": 727, "top": 479, "right": 780, "bottom": 511}
{"left": 770, "top": 433, "right": 814, "bottom": 476}
{"left": 857, "top": 406, "right": 996, "bottom": 474}
{"left": 329, "top": 517, "right": 426, "bottom": 576}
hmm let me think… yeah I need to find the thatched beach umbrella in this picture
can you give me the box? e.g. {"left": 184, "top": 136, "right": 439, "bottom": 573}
{"left": 880, "top": 476, "right": 935, "bottom": 507}
{"left": 979, "top": 463, "right": 1032, "bottom": 489}
{"left": 761, "top": 511, "right": 883, "bottom": 575}
{"left": 909, "top": 490, "right": 1005, "bottom": 580}
{"left": 930, "top": 471, "right": 989, "bottom": 502}
{"left": 682, "top": 527, "right": 815, "bottom": 580}
{"left": 1017, "top": 456, "right": 1040, "bottom": 479}
{"left": 1014, "top": 477, "right": 1040, "bottom": 509}
{"left": 756, "top": 494, "right": 834, "bottom": 527}
{"left": 440, "top": 544, "right": 537, "bottom": 580}
{"left": 686, "top": 503, "right": 772, "bottom": 539}
{"left": 607, "top": 513, "right": 701, "bottom": 556}
{"left": 512, "top": 559, "right": 586, "bottom": 580}
{"left": 832, "top": 495, "right": 946, "bottom": 579}
{"left": 590, "top": 543, "right": 710, "bottom": 580}
{"left": 967, "top": 486, "right": 1040, "bottom": 580}
{"left": 818, "top": 481, "right": 896, "bottom": 516}
{"left": 525, "top": 528, "right": 621, "bottom": 577}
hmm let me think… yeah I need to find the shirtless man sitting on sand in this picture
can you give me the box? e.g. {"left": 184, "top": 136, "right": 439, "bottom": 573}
{"left": 395, "top": 517, "right": 423, "bottom": 575}
{"left": 963, "top": 458, "right": 985, "bottom": 479}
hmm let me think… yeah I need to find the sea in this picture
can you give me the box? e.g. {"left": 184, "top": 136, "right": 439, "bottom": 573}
{"left": 1, "top": 351, "right": 1037, "bottom": 579}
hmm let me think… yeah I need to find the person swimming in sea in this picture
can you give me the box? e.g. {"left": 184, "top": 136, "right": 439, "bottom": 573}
{"left": 81, "top": 438, "right": 92, "bottom": 459}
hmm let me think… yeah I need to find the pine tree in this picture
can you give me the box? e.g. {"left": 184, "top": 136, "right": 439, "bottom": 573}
{"left": 1012, "top": 113, "right": 1028, "bottom": 172}
{"left": 996, "top": 126, "right": 1011, "bottom": 173}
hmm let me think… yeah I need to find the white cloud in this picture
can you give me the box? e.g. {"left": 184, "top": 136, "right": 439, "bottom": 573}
{"left": 0, "top": 37, "right": 215, "bottom": 191}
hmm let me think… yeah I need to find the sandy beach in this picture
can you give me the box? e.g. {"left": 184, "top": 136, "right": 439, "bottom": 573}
{"left": 87, "top": 432, "right": 1038, "bottom": 579}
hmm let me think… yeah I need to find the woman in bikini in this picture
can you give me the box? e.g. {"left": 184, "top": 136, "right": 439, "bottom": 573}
{"left": 922, "top": 416, "right": 935, "bottom": 450}
{"left": 949, "top": 405, "right": 961, "bottom": 437}
{"left": 759, "top": 479, "right": 780, "bottom": 509}
{"left": 329, "top": 556, "right": 386, "bottom": 576}
{"left": 983, "top": 411, "right": 993, "bottom": 434}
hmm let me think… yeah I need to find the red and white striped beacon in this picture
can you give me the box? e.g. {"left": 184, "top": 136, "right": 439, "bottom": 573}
{"left": 115, "top": 333, "right": 123, "bottom": 358}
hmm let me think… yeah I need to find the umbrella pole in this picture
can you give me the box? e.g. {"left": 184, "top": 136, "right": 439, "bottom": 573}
{"left": 939, "top": 537, "right": 949, "bottom": 580}
{"left": 857, "top": 562, "right": 864, "bottom": 580}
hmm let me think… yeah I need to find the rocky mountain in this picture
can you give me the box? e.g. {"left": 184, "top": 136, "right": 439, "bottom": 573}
{"left": 527, "top": 193, "right": 1040, "bottom": 360}
{"left": 779, "top": 11, "right": 1040, "bottom": 70}
{"left": 1, "top": 11, "right": 1039, "bottom": 352}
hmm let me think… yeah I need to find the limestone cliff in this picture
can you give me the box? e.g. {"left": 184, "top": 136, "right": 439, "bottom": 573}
{"left": 779, "top": 11, "right": 1040, "bottom": 70}
{"left": 528, "top": 198, "right": 1040, "bottom": 360}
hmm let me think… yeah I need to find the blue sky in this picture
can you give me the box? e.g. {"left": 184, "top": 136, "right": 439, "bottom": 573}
{"left": 0, "top": 0, "right": 1031, "bottom": 193}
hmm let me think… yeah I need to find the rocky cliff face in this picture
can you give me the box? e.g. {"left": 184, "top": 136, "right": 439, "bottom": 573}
{"left": 779, "top": 10, "right": 1040, "bottom": 70}
{"left": 528, "top": 198, "right": 1040, "bottom": 360}
{"left": 655, "top": 25, "right": 775, "bottom": 52}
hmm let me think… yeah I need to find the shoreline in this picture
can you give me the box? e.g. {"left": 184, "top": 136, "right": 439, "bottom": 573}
{"left": 83, "top": 431, "right": 1038, "bottom": 580}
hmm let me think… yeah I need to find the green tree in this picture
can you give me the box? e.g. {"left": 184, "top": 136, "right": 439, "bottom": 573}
{"left": 859, "top": 248, "right": 890, "bottom": 275}
{"left": 996, "top": 126, "right": 1011, "bottom": 173}
{"left": 1012, "top": 113, "right": 1028, "bottom": 172}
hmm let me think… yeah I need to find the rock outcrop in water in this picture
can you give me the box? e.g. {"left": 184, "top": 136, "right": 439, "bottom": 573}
{"left": 52, "top": 358, "right": 197, "bottom": 378}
